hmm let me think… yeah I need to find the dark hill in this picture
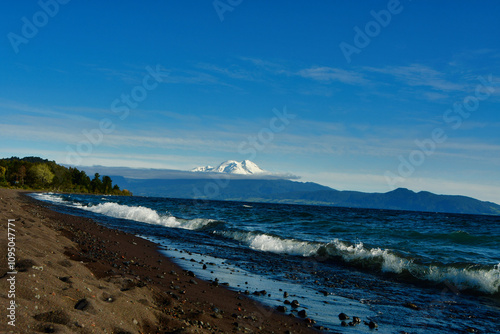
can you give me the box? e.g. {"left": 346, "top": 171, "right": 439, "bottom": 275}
{"left": 112, "top": 177, "right": 500, "bottom": 216}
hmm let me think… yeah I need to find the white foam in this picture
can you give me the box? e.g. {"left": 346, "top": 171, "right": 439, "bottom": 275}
{"left": 32, "top": 194, "right": 214, "bottom": 231}
{"left": 218, "top": 231, "right": 412, "bottom": 271}
{"left": 218, "top": 231, "right": 500, "bottom": 294}
{"left": 80, "top": 202, "right": 214, "bottom": 230}
{"left": 423, "top": 263, "right": 500, "bottom": 294}
{"left": 31, "top": 192, "right": 66, "bottom": 204}
{"left": 326, "top": 239, "right": 412, "bottom": 274}
{"left": 248, "top": 234, "right": 319, "bottom": 255}
{"left": 326, "top": 239, "right": 500, "bottom": 294}
{"left": 216, "top": 230, "right": 320, "bottom": 256}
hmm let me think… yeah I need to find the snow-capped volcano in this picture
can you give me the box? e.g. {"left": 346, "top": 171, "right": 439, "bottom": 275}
{"left": 192, "top": 160, "right": 267, "bottom": 175}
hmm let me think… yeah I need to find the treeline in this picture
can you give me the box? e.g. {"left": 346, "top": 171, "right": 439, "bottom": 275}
{"left": 0, "top": 156, "right": 131, "bottom": 196}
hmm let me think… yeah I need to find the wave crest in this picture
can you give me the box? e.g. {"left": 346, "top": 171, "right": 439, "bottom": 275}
{"left": 82, "top": 202, "right": 215, "bottom": 230}
{"left": 216, "top": 230, "right": 320, "bottom": 256}
{"left": 216, "top": 230, "right": 500, "bottom": 294}
{"left": 31, "top": 194, "right": 215, "bottom": 231}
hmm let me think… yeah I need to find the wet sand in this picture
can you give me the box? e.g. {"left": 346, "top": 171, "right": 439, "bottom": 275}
{"left": 0, "top": 189, "right": 318, "bottom": 333}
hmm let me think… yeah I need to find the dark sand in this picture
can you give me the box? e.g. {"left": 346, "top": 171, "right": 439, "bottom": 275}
{"left": 0, "top": 189, "right": 319, "bottom": 333}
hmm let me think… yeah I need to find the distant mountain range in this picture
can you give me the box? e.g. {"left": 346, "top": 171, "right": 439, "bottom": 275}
{"left": 110, "top": 175, "right": 500, "bottom": 216}
{"left": 192, "top": 160, "right": 267, "bottom": 175}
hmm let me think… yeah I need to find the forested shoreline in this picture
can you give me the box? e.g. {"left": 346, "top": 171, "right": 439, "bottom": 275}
{"left": 0, "top": 156, "right": 131, "bottom": 196}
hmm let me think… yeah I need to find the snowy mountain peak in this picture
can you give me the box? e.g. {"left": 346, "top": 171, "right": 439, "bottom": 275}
{"left": 192, "top": 160, "right": 267, "bottom": 175}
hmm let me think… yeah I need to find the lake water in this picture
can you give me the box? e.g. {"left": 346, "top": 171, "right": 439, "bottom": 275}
{"left": 32, "top": 193, "right": 500, "bottom": 333}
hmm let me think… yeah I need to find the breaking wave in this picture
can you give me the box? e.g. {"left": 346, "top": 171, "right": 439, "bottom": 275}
{"left": 32, "top": 193, "right": 216, "bottom": 230}
{"left": 80, "top": 202, "right": 216, "bottom": 230}
{"left": 215, "top": 230, "right": 320, "bottom": 256}
{"left": 215, "top": 230, "right": 500, "bottom": 294}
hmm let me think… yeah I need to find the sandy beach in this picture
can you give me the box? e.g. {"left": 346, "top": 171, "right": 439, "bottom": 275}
{"left": 0, "top": 189, "right": 319, "bottom": 333}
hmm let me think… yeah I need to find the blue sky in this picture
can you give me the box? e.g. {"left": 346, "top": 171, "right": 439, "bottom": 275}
{"left": 2, "top": 1, "right": 500, "bottom": 203}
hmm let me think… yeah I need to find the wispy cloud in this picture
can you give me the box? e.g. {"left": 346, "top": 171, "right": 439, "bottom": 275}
{"left": 297, "top": 66, "right": 368, "bottom": 85}
{"left": 423, "top": 91, "right": 449, "bottom": 101}
{"left": 81, "top": 63, "right": 159, "bottom": 85}
{"left": 0, "top": 124, "right": 77, "bottom": 143}
{"left": 0, "top": 99, "right": 72, "bottom": 119}
{"left": 239, "top": 57, "right": 289, "bottom": 75}
{"left": 160, "top": 69, "right": 218, "bottom": 85}
{"left": 364, "top": 64, "right": 465, "bottom": 92}
{"left": 196, "top": 63, "right": 260, "bottom": 81}
{"left": 83, "top": 63, "right": 238, "bottom": 89}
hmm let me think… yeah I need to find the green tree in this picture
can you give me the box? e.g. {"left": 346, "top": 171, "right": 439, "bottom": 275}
{"left": 91, "top": 173, "right": 103, "bottom": 193}
{"left": 0, "top": 166, "right": 6, "bottom": 185}
{"left": 70, "top": 168, "right": 90, "bottom": 192}
{"left": 18, "top": 165, "right": 26, "bottom": 186}
{"left": 102, "top": 175, "right": 113, "bottom": 194}
{"left": 30, "top": 164, "right": 54, "bottom": 186}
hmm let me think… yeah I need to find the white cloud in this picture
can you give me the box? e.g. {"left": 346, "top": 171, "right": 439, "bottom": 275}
{"left": 196, "top": 63, "right": 260, "bottom": 81}
{"left": 297, "top": 66, "right": 367, "bottom": 85}
{"left": 364, "top": 64, "right": 465, "bottom": 92}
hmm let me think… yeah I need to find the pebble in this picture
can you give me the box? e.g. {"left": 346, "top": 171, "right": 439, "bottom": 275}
{"left": 58, "top": 276, "right": 71, "bottom": 283}
{"left": 338, "top": 312, "right": 349, "bottom": 320}
{"left": 404, "top": 302, "right": 420, "bottom": 310}
{"left": 276, "top": 305, "right": 287, "bottom": 313}
{"left": 74, "top": 298, "right": 89, "bottom": 311}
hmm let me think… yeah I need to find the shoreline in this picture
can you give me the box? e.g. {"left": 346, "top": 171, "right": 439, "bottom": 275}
{"left": 0, "top": 189, "right": 319, "bottom": 333}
